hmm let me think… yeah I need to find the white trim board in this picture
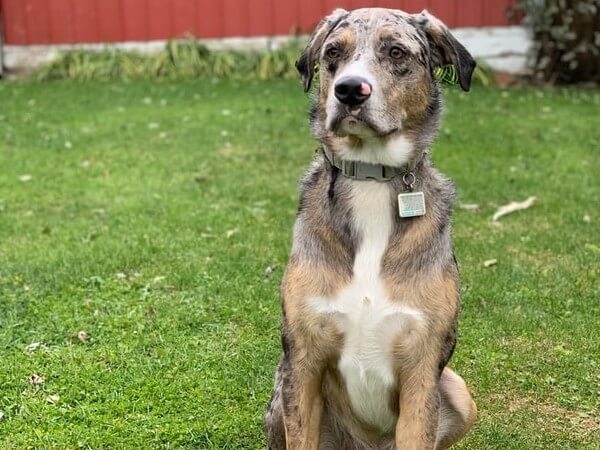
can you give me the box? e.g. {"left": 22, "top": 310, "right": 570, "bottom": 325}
{"left": 3, "top": 26, "right": 532, "bottom": 75}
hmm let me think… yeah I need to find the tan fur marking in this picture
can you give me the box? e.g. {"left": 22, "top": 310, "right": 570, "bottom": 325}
{"left": 283, "top": 372, "right": 324, "bottom": 450}
{"left": 279, "top": 264, "right": 349, "bottom": 449}
{"left": 335, "top": 28, "right": 357, "bottom": 51}
{"left": 388, "top": 271, "right": 460, "bottom": 449}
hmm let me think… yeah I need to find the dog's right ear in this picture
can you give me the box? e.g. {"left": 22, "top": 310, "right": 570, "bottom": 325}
{"left": 296, "top": 8, "right": 349, "bottom": 92}
{"left": 415, "top": 10, "right": 476, "bottom": 92}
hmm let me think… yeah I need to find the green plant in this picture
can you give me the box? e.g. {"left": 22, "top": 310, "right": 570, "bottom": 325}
{"left": 35, "top": 39, "right": 305, "bottom": 82}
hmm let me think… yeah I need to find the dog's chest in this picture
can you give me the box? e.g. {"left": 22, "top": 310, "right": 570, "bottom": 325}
{"left": 311, "top": 182, "right": 424, "bottom": 432}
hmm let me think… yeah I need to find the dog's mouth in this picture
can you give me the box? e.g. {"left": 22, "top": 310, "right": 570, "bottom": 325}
{"left": 329, "top": 108, "right": 398, "bottom": 139}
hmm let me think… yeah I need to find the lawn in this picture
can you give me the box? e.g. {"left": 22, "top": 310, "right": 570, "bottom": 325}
{"left": 0, "top": 79, "right": 598, "bottom": 449}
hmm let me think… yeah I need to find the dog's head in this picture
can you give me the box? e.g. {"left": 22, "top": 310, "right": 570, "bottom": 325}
{"left": 297, "top": 8, "right": 475, "bottom": 164}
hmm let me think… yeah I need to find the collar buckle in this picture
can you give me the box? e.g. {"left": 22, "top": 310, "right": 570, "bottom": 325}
{"left": 353, "top": 161, "right": 388, "bottom": 181}
{"left": 322, "top": 145, "right": 401, "bottom": 182}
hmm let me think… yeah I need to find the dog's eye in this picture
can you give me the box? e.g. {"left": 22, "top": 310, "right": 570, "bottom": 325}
{"left": 326, "top": 47, "right": 341, "bottom": 59}
{"left": 389, "top": 47, "right": 405, "bottom": 59}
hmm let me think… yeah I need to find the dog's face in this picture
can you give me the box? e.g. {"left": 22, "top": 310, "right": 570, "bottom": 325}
{"left": 297, "top": 8, "right": 475, "bottom": 156}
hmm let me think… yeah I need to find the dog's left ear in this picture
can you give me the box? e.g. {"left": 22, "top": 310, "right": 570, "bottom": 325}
{"left": 416, "top": 10, "right": 476, "bottom": 91}
{"left": 296, "top": 8, "right": 349, "bottom": 92}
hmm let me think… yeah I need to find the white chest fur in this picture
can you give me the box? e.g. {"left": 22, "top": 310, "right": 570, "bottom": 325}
{"left": 310, "top": 181, "right": 424, "bottom": 432}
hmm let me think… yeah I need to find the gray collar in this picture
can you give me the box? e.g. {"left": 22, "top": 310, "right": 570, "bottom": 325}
{"left": 321, "top": 145, "right": 418, "bottom": 182}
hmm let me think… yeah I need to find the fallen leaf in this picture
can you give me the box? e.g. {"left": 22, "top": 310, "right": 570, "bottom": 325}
{"left": 492, "top": 196, "right": 537, "bottom": 222}
{"left": 46, "top": 394, "right": 60, "bottom": 404}
{"left": 483, "top": 259, "right": 498, "bottom": 268}
{"left": 19, "top": 174, "right": 32, "bottom": 182}
{"left": 264, "top": 266, "right": 276, "bottom": 278}
{"left": 226, "top": 228, "right": 239, "bottom": 239}
{"left": 583, "top": 214, "right": 591, "bottom": 223}
{"left": 76, "top": 331, "right": 89, "bottom": 343}
{"left": 28, "top": 374, "right": 45, "bottom": 385}
{"left": 25, "top": 342, "right": 43, "bottom": 353}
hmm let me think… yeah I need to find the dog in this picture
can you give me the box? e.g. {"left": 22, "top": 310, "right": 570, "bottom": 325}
{"left": 264, "top": 8, "right": 477, "bottom": 450}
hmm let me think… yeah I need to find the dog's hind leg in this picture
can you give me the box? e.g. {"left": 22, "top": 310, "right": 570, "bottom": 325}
{"left": 435, "top": 367, "right": 477, "bottom": 450}
{"left": 264, "top": 364, "right": 286, "bottom": 450}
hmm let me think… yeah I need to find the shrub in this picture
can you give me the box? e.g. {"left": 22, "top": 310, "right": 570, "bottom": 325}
{"left": 517, "top": 0, "right": 600, "bottom": 84}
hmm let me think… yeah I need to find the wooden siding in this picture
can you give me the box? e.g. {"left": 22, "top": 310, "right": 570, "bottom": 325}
{"left": 1, "top": 0, "right": 518, "bottom": 45}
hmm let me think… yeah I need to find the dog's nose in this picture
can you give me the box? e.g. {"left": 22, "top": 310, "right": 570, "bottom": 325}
{"left": 334, "top": 77, "right": 372, "bottom": 106}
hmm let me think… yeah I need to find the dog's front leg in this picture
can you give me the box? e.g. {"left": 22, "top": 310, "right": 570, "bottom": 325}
{"left": 395, "top": 362, "right": 440, "bottom": 450}
{"left": 280, "top": 357, "right": 323, "bottom": 450}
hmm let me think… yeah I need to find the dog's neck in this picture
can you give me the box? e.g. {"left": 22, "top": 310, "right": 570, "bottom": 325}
{"left": 321, "top": 135, "right": 427, "bottom": 183}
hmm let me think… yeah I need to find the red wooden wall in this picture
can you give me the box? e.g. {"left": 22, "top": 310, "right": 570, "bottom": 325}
{"left": 0, "top": 0, "right": 518, "bottom": 45}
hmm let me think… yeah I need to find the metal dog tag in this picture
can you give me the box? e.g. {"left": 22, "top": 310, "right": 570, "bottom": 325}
{"left": 398, "top": 191, "right": 426, "bottom": 218}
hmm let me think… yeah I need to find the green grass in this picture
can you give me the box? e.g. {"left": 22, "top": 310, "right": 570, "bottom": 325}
{"left": 0, "top": 80, "right": 598, "bottom": 449}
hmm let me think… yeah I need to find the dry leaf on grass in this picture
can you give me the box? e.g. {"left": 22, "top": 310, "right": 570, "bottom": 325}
{"left": 25, "top": 342, "right": 43, "bottom": 353}
{"left": 19, "top": 174, "right": 32, "bottom": 182}
{"left": 46, "top": 394, "right": 60, "bottom": 404}
{"left": 492, "top": 196, "right": 537, "bottom": 222}
{"left": 76, "top": 331, "right": 89, "bottom": 343}
{"left": 483, "top": 259, "right": 498, "bottom": 267}
{"left": 226, "top": 228, "right": 239, "bottom": 239}
{"left": 28, "top": 374, "right": 45, "bottom": 385}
